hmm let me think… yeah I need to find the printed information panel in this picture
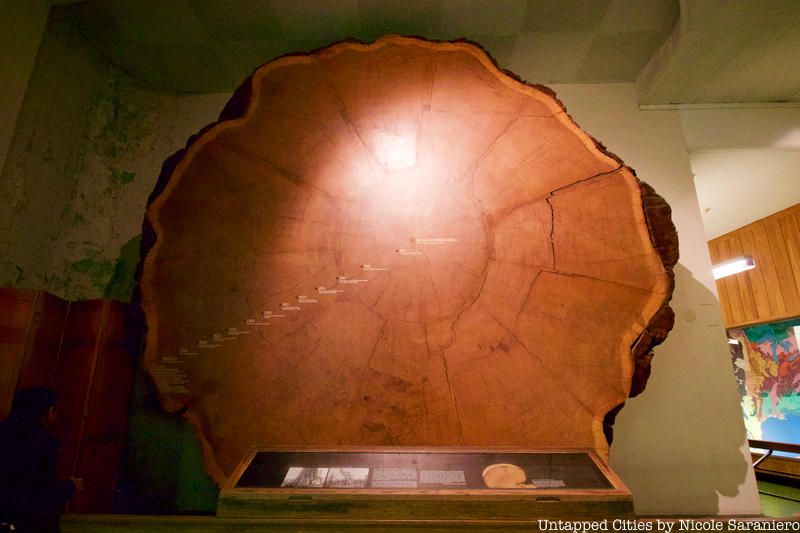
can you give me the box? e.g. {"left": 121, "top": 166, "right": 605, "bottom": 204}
{"left": 219, "top": 448, "right": 633, "bottom": 520}
{"left": 234, "top": 450, "right": 612, "bottom": 490}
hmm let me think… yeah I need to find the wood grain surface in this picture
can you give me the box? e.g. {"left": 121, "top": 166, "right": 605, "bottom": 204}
{"left": 709, "top": 203, "right": 800, "bottom": 328}
{"left": 138, "top": 36, "right": 677, "bottom": 483}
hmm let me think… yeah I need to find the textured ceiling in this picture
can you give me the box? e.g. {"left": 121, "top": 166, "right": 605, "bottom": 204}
{"left": 62, "top": 0, "right": 800, "bottom": 104}
{"left": 64, "top": 0, "right": 678, "bottom": 93}
{"left": 638, "top": 0, "right": 800, "bottom": 104}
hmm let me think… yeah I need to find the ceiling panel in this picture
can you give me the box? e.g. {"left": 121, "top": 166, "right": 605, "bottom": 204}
{"left": 440, "top": 0, "right": 526, "bottom": 38}
{"left": 523, "top": 0, "right": 612, "bottom": 32}
{"left": 598, "top": 0, "right": 677, "bottom": 33}
{"left": 576, "top": 30, "right": 670, "bottom": 81}
{"left": 637, "top": 0, "right": 800, "bottom": 104}
{"left": 508, "top": 31, "right": 595, "bottom": 83}
{"left": 64, "top": 0, "right": 681, "bottom": 93}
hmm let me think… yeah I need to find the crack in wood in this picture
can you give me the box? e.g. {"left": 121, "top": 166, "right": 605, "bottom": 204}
{"left": 486, "top": 164, "right": 623, "bottom": 229}
{"left": 427, "top": 323, "right": 464, "bottom": 445}
{"left": 515, "top": 269, "right": 543, "bottom": 326}
{"left": 457, "top": 114, "right": 521, "bottom": 189}
{"left": 217, "top": 140, "right": 340, "bottom": 208}
{"left": 310, "top": 57, "right": 382, "bottom": 179}
{"left": 545, "top": 194, "right": 557, "bottom": 270}
{"left": 485, "top": 309, "right": 598, "bottom": 419}
{"left": 366, "top": 320, "right": 388, "bottom": 370}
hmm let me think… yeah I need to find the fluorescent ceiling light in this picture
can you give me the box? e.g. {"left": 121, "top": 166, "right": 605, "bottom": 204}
{"left": 712, "top": 256, "right": 755, "bottom": 280}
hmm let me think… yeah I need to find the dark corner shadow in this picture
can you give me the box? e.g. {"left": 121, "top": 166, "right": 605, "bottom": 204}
{"left": 610, "top": 263, "right": 754, "bottom": 515}
{"left": 114, "top": 364, "right": 219, "bottom": 514}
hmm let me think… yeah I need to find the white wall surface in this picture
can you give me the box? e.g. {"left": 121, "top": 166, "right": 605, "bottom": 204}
{"left": 550, "top": 83, "right": 761, "bottom": 515}
{"left": 689, "top": 149, "right": 800, "bottom": 239}
{"left": 679, "top": 107, "right": 800, "bottom": 239}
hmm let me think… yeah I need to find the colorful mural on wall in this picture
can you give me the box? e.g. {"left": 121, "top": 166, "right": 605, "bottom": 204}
{"left": 729, "top": 317, "right": 800, "bottom": 454}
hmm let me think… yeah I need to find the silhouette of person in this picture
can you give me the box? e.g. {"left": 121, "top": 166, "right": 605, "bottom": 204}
{"left": 0, "top": 387, "right": 80, "bottom": 532}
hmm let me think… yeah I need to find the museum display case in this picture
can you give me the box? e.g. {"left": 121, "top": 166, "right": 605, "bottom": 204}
{"left": 217, "top": 447, "right": 633, "bottom": 521}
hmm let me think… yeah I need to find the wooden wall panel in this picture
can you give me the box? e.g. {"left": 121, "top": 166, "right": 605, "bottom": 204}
{"left": 16, "top": 292, "right": 69, "bottom": 390}
{"left": 54, "top": 299, "right": 107, "bottom": 483}
{"left": 752, "top": 224, "right": 787, "bottom": 315}
{"left": 0, "top": 288, "right": 38, "bottom": 417}
{"left": 71, "top": 300, "right": 135, "bottom": 512}
{"left": 766, "top": 219, "right": 800, "bottom": 310}
{"left": 709, "top": 203, "right": 800, "bottom": 327}
{"left": 737, "top": 229, "right": 771, "bottom": 318}
{"left": 0, "top": 288, "right": 137, "bottom": 513}
{"left": 707, "top": 241, "right": 731, "bottom": 324}
{"left": 728, "top": 236, "right": 758, "bottom": 323}
{"left": 780, "top": 214, "right": 800, "bottom": 302}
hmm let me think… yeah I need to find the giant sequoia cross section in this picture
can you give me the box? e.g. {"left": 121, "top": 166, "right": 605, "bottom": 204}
{"left": 139, "top": 36, "right": 678, "bottom": 483}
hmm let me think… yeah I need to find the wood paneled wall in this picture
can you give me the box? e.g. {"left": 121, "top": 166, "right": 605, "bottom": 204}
{"left": 58, "top": 299, "right": 134, "bottom": 512}
{"left": 708, "top": 203, "right": 800, "bottom": 328}
{"left": 0, "top": 288, "right": 136, "bottom": 512}
{"left": 0, "top": 288, "right": 39, "bottom": 417}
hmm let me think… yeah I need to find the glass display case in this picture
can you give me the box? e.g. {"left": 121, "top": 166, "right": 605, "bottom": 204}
{"left": 218, "top": 447, "right": 633, "bottom": 521}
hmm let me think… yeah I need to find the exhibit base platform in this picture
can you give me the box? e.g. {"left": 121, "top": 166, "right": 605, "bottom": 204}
{"left": 57, "top": 447, "right": 796, "bottom": 531}
{"left": 217, "top": 447, "right": 633, "bottom": 520}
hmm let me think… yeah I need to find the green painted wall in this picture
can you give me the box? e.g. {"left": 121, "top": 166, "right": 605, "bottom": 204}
{"left": 0, "top": 9, "right": 229, "bottom": 303}
{"left": 0, "top": 10, "right": 230, "bottom": 513}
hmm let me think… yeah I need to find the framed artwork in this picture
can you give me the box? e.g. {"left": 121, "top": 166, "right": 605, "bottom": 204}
{"left": 729, "top": 317, "right": 800, "bottom": 455}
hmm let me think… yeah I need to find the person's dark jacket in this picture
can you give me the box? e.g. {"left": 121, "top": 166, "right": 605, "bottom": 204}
{"left": 0, "top": 411, "right": 75, "bottom": 531}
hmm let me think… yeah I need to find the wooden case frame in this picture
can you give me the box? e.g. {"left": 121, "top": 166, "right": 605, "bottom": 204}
{"left": 217, "top": 446, "right": 633, "bottom": 521}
